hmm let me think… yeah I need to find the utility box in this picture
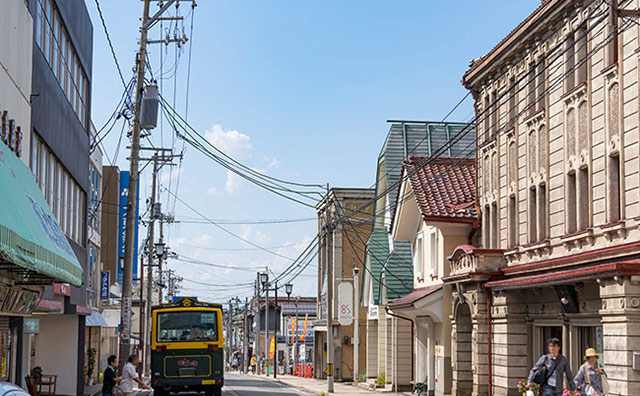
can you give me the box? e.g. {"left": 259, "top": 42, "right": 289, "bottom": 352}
{"left": 140, "top": 83, "right": 159, "bottom": 129}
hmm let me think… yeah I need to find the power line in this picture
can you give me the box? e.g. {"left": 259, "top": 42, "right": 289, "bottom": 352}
{"left": 93, "top": 0, "right": 128, "bottom": 89}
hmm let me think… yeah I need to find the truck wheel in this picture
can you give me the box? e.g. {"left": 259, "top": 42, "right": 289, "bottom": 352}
{"left": 205, "top": 386, "right": 221, "bottom": 396}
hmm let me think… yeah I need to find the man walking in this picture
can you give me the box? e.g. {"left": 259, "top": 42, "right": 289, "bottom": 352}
{"left": 528, "top": 338, "right": 576, "bottom": 396}
{"left": 121, "top": 355, "right": 149, "bottom": 396}
{"left": 102, "top": 355, "right": 121, "bottom": 396}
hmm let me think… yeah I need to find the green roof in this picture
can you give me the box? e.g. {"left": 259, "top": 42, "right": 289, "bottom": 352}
{"left": 0, "top": 141, "right": 83, "bottom": 286}
{"left": 383, "top": 241, "right": 414, "bottom": 301}
{"left": 365, "top": 226, "right": 390, "bottom": 305}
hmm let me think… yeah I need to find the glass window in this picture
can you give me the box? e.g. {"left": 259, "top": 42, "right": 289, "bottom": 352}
{"left": 429, "top": 229, "right": 438, "bottom": 277}
{"left": 157, "top": 311, "right": 219, "bottom": 342}
{"left": 40, "top": 147, "right": 47, "bottom": 195}
{"left": 35, "top": 1, "right": 43, "bottom": 48}
{"left": 52, "top": 15, "right": 59, "bottom": 79}
{"left": 49, "top": 11, "right": 56, "bottom": 66}
{"left": 413, "top": 233, "right": 423, "bottom": 277}
{"left": 31, "top": 136, "right": 39, "bottom": 180}
{"left": 65, "top": 42, "right": 71, "bottom": 99}
{"left": 43, "top": 0, "right": 51, "bottom": 59}
{"left": 48, "top": 153, "right": 55, "bottom": 207}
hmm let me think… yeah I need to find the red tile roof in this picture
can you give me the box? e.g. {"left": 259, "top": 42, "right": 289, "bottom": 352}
{"left": 387, "top": 284, "right": 443, "bottom": 310}
{"left": 403, "top": 156, "right": 476, "bottom": 220}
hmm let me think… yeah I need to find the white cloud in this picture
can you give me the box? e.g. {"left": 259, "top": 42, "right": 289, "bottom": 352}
{"left": 240, "top": 225, "right": 272, "bottom": 246}
{"left": 224, "top": 170, "right": 242, "bottom": 194}
{"left": 205, "top": 125, "right": 253, "bottom": 159}
{"left": 158, "top": 167, "right": 183, "bottom": 184}
{"left": 263, "top": 155, "right": 281, "bottom": 169}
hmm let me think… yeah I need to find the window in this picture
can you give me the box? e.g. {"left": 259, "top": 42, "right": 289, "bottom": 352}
{"left": 34, "top": 0, "right": 88, "bottom": 129}
{"left": 483, "top": 95, "right": 491, "bottom": 142}
{"left": 528, "top": 63, "right": 536, "bottom": 116}
{"left": 508, "top": 77, "right": 516, "bottom": 127}
{"left": 414, "top": 233, "right": 423, "bottom": 280}
{"left": 490, "top": 91, "right": 499, "bottom": 136}
{"left": 428, "top": 228, "right": 438, "bottom": 278}
{"left": 606, "top": 81, "right": 621, "bottom": 222}
{"left": 576, "top": 24, "right": 587, "bottom": 84}
{"left": 157, "top": 311, "right": 219, "bottom": 342}
{"left": 565, "top": 32, "right": 575, "bottom": 92}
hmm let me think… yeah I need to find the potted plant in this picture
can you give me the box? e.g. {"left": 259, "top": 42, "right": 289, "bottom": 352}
{"left": 30, "top": 367, "right": 43, "bottom": 384}
{"left": 517, "top": 380, "right": 539, "bottom": 395}
{"left": 374, "top": 372, "right": 386, "bottom": 388}
{"left": 87, "top": 348, "right": 96, "bottom": 385}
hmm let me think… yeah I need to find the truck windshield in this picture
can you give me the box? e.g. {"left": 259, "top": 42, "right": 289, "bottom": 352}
{"left": 157, "top": 311, "right": 218, "bottom": 342}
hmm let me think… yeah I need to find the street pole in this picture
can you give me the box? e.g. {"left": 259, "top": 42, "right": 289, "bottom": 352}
{"left": 121, "top": 0, "right": 151, "bottom": 368}
{"left": 264, "top": 273, "right": 269, "bottom": 376}
{"left": 294, "top": 297, "right": 299, "bottom": 376}
{"left": 254, "top": 275, "right": 260, "bottom": 365}
{"left": 274, "top": 280, "right": 278, "bottom": 379}
{"left": 353, "top": 267, "right": 360, "bottom": 383}
{"left": 138, "top": 256, "right": 145, "bottom": 376}
{"left": 244, "top": 297, "right": 249, "bottom": 373}
{"left": 144, "top": 153, "right": 157, "bottom": 375}
{"left": 158, "top": 214, "right": 165, "bottom": 303}
{"left": 325, "top": 191, "right": 335, "bottom": 393}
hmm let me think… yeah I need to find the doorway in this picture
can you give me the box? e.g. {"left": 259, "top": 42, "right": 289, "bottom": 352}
{"left": 453, "top": 303, "right": 472, "bottom": 396}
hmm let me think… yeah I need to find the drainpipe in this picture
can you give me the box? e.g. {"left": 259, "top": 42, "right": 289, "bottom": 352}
{"left": 468, "top": 220, "right": 479, "bottom": 245}
{"left": 384, "top": 306, "right": 414, "bottom": 385}
{"left": 483, "top": 284, "right": 492, "bottom": 396}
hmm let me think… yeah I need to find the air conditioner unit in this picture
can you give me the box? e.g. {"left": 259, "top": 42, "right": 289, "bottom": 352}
{"left": 579, "top": 149, "right": 589, "bottom": 170}
{"left": 608, "top": 136, "right": 620, "bottom": 157}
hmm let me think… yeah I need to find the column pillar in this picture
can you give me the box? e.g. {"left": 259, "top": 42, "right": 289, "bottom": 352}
{"left": 491, "top": 290, "right": 528, "bottom": 396}
{"left": 599, "top": 278, "right": 640, "bottom": 396}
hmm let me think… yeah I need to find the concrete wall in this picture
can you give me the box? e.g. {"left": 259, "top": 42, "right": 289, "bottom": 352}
{"left": 35, "top": 315, "right": 80, "bottom": 396}
{"left": 0, "top": 0, "right": 33, "bottom": 167}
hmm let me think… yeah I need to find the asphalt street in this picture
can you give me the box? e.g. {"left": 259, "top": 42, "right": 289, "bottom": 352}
{"left": 134, "top": 373, "right": 310, "bottom": 396}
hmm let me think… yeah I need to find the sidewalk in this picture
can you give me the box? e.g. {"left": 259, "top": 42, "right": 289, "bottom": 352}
{"left": 246, "top": 372, "right": 412, "bottom": 396}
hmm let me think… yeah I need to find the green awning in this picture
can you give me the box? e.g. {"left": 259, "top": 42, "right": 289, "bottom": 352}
{"left": 0, "top": 141, "right": 83, "bottom": 286}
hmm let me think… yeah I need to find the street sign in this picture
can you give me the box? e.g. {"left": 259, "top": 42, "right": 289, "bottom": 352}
{"left": 100, "top": 271, "right": 110, "bottom": 300}
{"left": 338, "top": 282, "right": 353, "bottom": 326}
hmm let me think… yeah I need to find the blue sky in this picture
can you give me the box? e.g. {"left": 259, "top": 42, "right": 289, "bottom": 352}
{"left": 89, "top": 0, "right": 541, "bottom": 302}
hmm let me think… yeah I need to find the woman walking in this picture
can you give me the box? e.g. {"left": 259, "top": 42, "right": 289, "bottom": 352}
{"left": 574, "top": 348, "right": 608, "bottom": 396}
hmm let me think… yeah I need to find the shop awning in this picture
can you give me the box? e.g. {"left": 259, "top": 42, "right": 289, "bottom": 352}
{"left": 0, "top": 142, "right": 83, "bottom": 286}
{"left": 85, "top": 309, "right": 111, "bottom": 327}
{"left": 485, "top": 260, "right": 640, "bottom": 291}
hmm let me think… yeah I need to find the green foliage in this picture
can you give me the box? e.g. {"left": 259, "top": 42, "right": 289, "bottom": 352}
{"left": 355, "top": 370, "right": 367, "bottom": 382}
{"left": 30, "top": 366, "right": 43, "bottom": 384}
{"left": 87, "top": 348, "right": 97, "bottom": 378}
{"left": 319, "top": 392, "right": 325, "bottom": 396}
{"left": 375, "top": 372, "right": 386, "bottom": 386}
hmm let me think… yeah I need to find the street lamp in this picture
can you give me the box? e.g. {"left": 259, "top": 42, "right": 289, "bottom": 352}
{"left": 285, "top": 283, "right": 293, "bottom": 298}
{"left": 154, "top": 242, "right": 165, "bottom": 257}
{"left": 260, "top": 272, "right": 268, "bottom": 288}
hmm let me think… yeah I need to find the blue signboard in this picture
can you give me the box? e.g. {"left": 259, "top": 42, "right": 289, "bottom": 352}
{"left": 100, "top": 271, "right": 110, "bottom": 300}
{"left": 172, "top": 296, "right": 197, "bottom": 302}
{"left": 117, "top": 171, "right": 139, "bottom": 284}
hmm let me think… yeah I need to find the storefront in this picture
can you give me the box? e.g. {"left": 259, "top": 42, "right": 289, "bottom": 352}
{"left": 0, "top": 139, "right": 83, "bottom": 387}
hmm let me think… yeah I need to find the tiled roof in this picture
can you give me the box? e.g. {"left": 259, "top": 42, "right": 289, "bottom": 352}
{"left": 387, "top": 284, "right": 443, "bottom": 310}
{"left": 403, "top": 156, "right": 477, "bottom": 220}
{"left": 374, "top": 122, "right": 475, "bottom": 227}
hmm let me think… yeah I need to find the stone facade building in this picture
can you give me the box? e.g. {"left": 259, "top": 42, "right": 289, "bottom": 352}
{"left": 446, "top": 1, "right": 640, "bottom": 395}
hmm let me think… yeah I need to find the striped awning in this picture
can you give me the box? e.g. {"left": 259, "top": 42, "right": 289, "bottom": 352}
{"left": 0, "top": 141, "right": 83, "bottom": 286}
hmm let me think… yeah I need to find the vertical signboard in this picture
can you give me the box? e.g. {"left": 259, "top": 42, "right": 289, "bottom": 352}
{"left": 117, "top": 171, "right": 139, "bottom": 284}
{"left": 338, "top": 282, "right": 353, "bottom": 326}
{"left": 100, "top": 271, "right": 110, "bottom": 300}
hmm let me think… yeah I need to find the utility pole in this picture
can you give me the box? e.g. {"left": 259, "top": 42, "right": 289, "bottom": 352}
{"left": 144, "top": 153, "right": 157, "bottom": 376}
{"left": 254, "top": 275, "right": 260, "bottom": 365}
{"left": 353, "top": 266, "right": 360, "bottom": 383}
{"left": 294, "top": 296, "right": 299, "bottom": 376}
{"left": 325, "top": 190, "right": 335, "bottom": 393}
{"left": 121, "top": 0, "right": 151, "bottom": 366}
{"left": 158, "top": 214, "right": 165, "bottom": 303}
{"left": 243, "top": 297, "right": 249, "bottom": 373}
{"left": 273, "top": 280, "right": 278, "bottom": 379}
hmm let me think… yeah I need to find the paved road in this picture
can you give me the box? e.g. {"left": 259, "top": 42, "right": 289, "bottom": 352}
{"left": 223, "top": 373, "right": 309, "bottom": 396}
{"left": 134, "top": 373, "right": 309, "bottom": 396}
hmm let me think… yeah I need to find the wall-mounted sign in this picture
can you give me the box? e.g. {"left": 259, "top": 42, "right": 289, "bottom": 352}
{"left": 0, "top": 111, "right": 22, "bottom": 158}
{"left": 100, "top": 271, "right": 110, "bottom": 300}
{"left": 23, "top": 318, "right": 39, "bottom": 334}
{"left": 117, "top": 171, "right": 139, "bottom": 284}
{"left": 54, "top": 283, "right": 71, "bottom": 296}
{"left": 0, "top": 286, "right": 39, "bottom": 314}
{"left": 338, "top": 282, "right": 353, "bottom": 326}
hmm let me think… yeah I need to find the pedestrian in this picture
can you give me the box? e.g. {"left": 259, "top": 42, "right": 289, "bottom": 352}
{"left": 528, "top": 338, "right": 576, "bottom": 396}
{"left": 574, "top": 348, "right": 608, "bottom": 396}
{"left": 259, "top": 353, "right": 265, "bottom": 375}
{"left": 232, "top": 356, "right": 239, "bottom": 371}
{"left": 250, "top": 355, "right": 257, "bottom": 374}
{"left": 102, "top": 355, "right": 121, "bottom": 396}
{"left": 120, "top": 355, "right": 149, "bottom": 396}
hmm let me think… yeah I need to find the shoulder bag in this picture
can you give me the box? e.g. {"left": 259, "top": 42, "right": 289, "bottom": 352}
{"left": 600, "top": 364, "right": 610, "bottom": 395}
{"left": 583, "top": 365, "right": 598, "bottom": 396}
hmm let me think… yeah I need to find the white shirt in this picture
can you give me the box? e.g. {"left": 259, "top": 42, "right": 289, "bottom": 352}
{"left": 120, "top": 362, "right": 139, "bottom": 393}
